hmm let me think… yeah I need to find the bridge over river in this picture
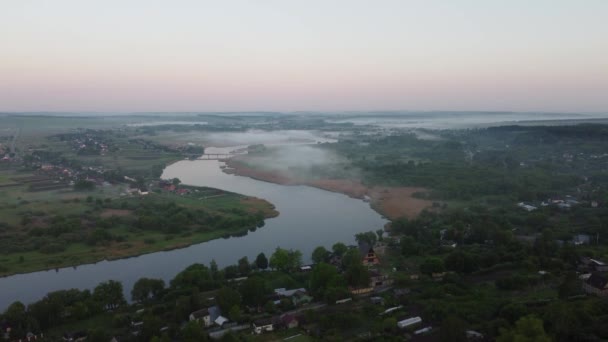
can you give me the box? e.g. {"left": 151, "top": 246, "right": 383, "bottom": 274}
{"left": 197, "top": 153, "right": 245, "bottom": 160}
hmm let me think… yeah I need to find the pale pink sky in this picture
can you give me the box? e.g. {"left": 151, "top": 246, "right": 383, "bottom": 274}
{"left": 1, "top": 0, "right": 607, "bottom": 113}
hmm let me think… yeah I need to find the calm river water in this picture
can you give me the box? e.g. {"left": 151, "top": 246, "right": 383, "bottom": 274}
{"left": 0, "top": 152, "right": 387, "bottom": 310}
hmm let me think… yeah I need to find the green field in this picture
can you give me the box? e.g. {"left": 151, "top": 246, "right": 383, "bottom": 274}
{"left": 0, "top": 188, "right": 277, "bottom": 276}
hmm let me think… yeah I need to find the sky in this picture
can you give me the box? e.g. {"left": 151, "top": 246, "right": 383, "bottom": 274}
{"left": 1, "top": 0, "right": 607, "bottom": 113}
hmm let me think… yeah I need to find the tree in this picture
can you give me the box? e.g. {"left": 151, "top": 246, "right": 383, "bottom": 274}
{"left": 444, "top": 250, "right": 478, "bottom": 274}
{"left": 497, "top": 315, "right": 551, "bottom": 342}
{"left": 171, "top": 263, "right": 216, "bottom": 291}
{"left": 355, "top": 231, "right": 377, "bottom": 246}
{"left": 310, "top": 262, "right": 345, "bottom": 300}
{"left": 420, "top": 257, "right": 445, "bottom": 275}
{"left": 312, "top": 246, "right": 329, "bottom": 264}
{"left": 237, "top": 256, "right": 251, "bottom": 275}
{"left": 341, "top": 248, "right": 362, "bottom": 269}
{"left": 74, "top": 180, "right": 96, "bottom": 191}
{"left": 269, "top": 247, "right": 302, "bottom": 272}
{"left": 344, "top": 261, "right": 370, "bottom": 288}
{"left": 210, "top": 259, "right": 219, "bottom": 278}
{"left": 400, "top": 236, "right": 420, "bottom": 256}
{"left": 140, "top": 314, "right": 162, "bottom": 342}
{"left": 131, "top": 278, "right": 165, "bottom": 302}
{"left": 332, "top": 242, "right": 348, "bottom": 257}
{"left": 216, "top": 287, "right": 241, "bottom": 314}
{"left": 264, "top": 300, "right": 277, "bottom": 314}
{"left": 376, "top": 229, "right": 384, "bottom": 242}
{"left": 93, "top": 280, "right": 126, "bottom": 310}
{"left": 558, "top": 271, "right": 580, "bottom": 299}
{"left": 228, "top": 305, "right": 242, "bottom": 322}
{"left": 439, "top": 316, "right": 467, "bottom": 342}
{"left": 240, "top": 276, "right": 267, "bottom": 307}
{"left": 181, "top": 321, "right": 207, "bottom": 342}
{"left": 255, "top": 253, "right": 268, "bottom": 270}
{"left": 172, "top": 178, "right": 181, "bottom": 186}
{"left": 4, "top": 301, "right": 27, "bottom": 338}
{"left": 499, "top": 303, "right": 528, "bottom": 324}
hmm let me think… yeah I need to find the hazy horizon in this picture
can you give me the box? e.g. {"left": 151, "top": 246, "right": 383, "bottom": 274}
{"left": 2, "top": 0, "right": 607, "bottom": 113}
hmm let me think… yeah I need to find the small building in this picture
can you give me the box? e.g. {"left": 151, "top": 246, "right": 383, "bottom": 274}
{"left": 467, "top": 330, "right": 485, "bottom": 340}
{"left": 573, "top": 234, "right": 591, "bottom": 246}
{"left": 414, "top": 326, "right": 432, "bottom": 335}
{"left": 517, "top": 202, "right": 537, "bottom": 212}
{"left": 63, "top": 331, "right": 87, "bottom": 341}
{"left": 358, "top": 242, "right": 380, "bottom": 266}
{"left": 335, "top": 298, "right": 352, "bottom": 304}
{"left": 350, "top": 287, "right": 374, "bottom": 295}
{"left": 370, "top": 296, "right": 384, "bottom": 305}
{"left": 583, "top": 273, "right": 608, "bottom": 297}
{"left": 299, "top": 265, "right": 312, "bottom": 272}
{"left": 214, "top": 315, "right": 229, "bottom": 327}
{"left": 440, "top": 240, "right": 457, "bottom": 248}
{"left": 397, "top": 316, "right": 422, "bottom": 329}
{"left": 380, "top": 306, "right": 403, "bottom": 316}
{"left": 393, "top": 288, "right": 411, "bottom": 298}
{"left": 253, "top": 317, "right": 274, "bottom": 334}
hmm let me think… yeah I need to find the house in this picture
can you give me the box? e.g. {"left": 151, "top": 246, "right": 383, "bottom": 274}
{"left": 176, "top": 188, "right": 190, "bottom": 195}
{"left": 358, "top": 242, "right": 380, "bottom": 266}
{"left": 253, "top": 317, "right": 274, "bottom": 334}
{"left": 274, "top": 288, "right": 306, "bottom": 297}
{"left": 583, "top": 273, "right": 608, "bottom": 297}
{"left": 581, "top": 258, "right": 608, "bottom": 272}
{"left": 189, "top": 306, "right": 221, "bottom": 327}
{"left": 280, "top": 314, "right": 299, "bottom": 329}
{"left": 369, "top": 269, "right": 392, "bottom": 288}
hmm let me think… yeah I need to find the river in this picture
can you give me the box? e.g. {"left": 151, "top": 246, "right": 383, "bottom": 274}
{"left": 0, "top": 148, "right": 387, "bottom": 310}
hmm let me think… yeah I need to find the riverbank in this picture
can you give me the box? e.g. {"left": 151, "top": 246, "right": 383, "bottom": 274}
{"left": 224, "top": 159, "right": 433, "bottom": 220}
{"left": 0, "top": 193, "right": 278, "bottom": 278}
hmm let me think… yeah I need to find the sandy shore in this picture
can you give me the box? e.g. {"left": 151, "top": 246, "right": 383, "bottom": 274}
{"left": 224, "top": 160, "right": 433, "bottom": 220}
